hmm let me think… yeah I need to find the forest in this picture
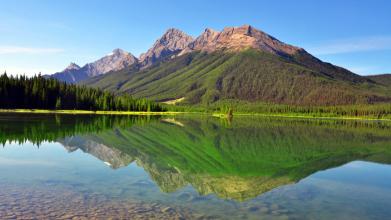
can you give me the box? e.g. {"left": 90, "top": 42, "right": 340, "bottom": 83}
{"left": 0, "top": 73, "right": 164, "bottom": 112}
{"left": 0, "top": 113, "right": 158, "bottom": 146}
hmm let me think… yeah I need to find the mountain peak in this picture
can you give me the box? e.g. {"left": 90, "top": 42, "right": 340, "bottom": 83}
{"left": 139, "top": 28, "right": 193, "bottom": 68}
{"left": 164, "top": 28, "right": 184, "bottom": 34}
{"left": 86, "top": 49, "right": 137, "bottom": 76}
{"left": 64, "top": 62, "right": 80, "bottom": 71}
{"left": 52, "top": 49, "right": 137, "bottom": 83}
{"left": 106, "top": 48, "right": 130, "bottom": 57}
{"left": 112, "top": 48, "right": 128, "bottom": 55}
{"left": 181, "top": 24, "right": 302, "bottom": 56}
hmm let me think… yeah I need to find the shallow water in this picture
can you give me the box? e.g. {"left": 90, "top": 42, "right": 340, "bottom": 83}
{"left": 0, "top": 113, "right": 391, "bottom": 219}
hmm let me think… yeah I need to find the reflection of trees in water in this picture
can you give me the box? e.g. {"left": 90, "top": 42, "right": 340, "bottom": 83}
{"left": 2, "top": 114, "right": 391, "bottom": 201}
{"left": 0, "top": 113, "right": 158, "bottom": 145}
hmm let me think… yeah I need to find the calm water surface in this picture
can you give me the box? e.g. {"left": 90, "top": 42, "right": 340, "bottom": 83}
{"left": 0, "top": 113, "right": 391, "bottom": 219}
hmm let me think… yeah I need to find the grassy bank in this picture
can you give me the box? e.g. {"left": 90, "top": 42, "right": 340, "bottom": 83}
{"left": 212, "top": 112, "right": 391, "bottom": 121}
{"left": 165, "top": 100, "right": 391, "bottom": 120}
{"left": 0, "top": 109, "right": 182, "bottom": 115}
{"left": 1, "top": 108, "right": 391, "bottom": 122}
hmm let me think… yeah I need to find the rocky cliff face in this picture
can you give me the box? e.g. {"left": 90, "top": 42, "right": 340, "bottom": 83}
{"left": 83, "top": 48, "right": 137, "bottom": 77}
{"left": 139, "top": 28, "right": 194, "bottom": 68}
{"left": 180, "top": 25, "right": 302, "bottom": 56}
{"left": 51, "top": 48, "right": 137, "bottom": 83}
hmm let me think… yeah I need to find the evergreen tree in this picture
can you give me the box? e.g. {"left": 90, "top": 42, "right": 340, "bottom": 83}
{"left": 0, "top": 73, "right": 164, "bottom": 112}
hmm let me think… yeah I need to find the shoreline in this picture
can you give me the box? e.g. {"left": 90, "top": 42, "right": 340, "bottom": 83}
{"left": 0, "top": 109, "right": 390, "bottom": 122}
{"left": 212, "top": 113, "right": 391, "bottom": 122}
{"left": 0, "top": 109, "right": 183, "bottom": 115}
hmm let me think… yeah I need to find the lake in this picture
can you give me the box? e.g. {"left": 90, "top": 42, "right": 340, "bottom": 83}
{"left": 0, "top": 113, "right": 391, "bottom": 219}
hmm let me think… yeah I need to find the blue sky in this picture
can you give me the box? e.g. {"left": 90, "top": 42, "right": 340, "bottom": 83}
{"left": 1, "top": 0, "right": 390, "bottom": 76}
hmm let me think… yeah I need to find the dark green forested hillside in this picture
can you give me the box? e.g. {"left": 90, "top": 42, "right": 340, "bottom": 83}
{"left": 83, "top": 49, "right": 391, "bottom": 106}
{"left": 0, "top": 73, "right": 163, "bottom": 111}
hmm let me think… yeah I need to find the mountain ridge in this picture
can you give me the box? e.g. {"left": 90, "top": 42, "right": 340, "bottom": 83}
{"left": 179, "top": 25, "right": 302, "bottom": 56}
{"left": 50, "top": 48, "right": 137, "bottom": 83}
{"left": 50, "top": 24, "right": 391, "bottom": 105}
{"left": 50, "top": 24, "right": 309, "bottom": 83}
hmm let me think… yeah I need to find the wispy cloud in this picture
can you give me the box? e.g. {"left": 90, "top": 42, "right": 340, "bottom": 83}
{"left": 307, "top": 36, "right": 391, "bottom": 55}
{"left": 0, "top": 46, "right": 64, "bottom": 55}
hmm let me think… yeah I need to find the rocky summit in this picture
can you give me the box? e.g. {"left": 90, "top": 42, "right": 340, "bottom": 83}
{"left": 50, "top": 48, "right": 137, "bottom": 83}
{"left": 63, "top": 63, "right": 81, "bottom": 71}
{"left": 180, "top": 25, "right": 302, "bottom": 56}
{"left": 83, "top": 48, "right": 137, "bottom": 77}
{"left": 139, "top": 28, "right": 194, "bottom": 68}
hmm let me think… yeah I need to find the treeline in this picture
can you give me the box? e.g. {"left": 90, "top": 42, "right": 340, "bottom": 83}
{"left": 0, "top": 73, "right": 164, "bottom": 111}
{"left": 166, "top": 99, "right": 391, "bottom": 119}
{"left": 0, "top": 114, "right": 159, "bottom": 146}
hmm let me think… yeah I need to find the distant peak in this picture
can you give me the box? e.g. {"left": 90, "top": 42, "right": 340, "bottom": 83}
{"left": 160, "top": 28, "right": 191, "bottom": 40}
{"left": 106, "top": 48, "right": 129, "bottom": 56}
{"left": 164, "top": 28, "right": 184, "bottom": 34}
{"left": 64, "top": 62, "right": 80, "bottom": 71}
{"left": 112, "top": 48, "right": 127, "bottom": 54}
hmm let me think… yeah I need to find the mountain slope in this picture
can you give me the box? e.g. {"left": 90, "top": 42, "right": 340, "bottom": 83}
{"left": 85, "top": 49, "right": 389, "bottom": 105}
{"left": 51, "top": 49, "right": 137, "bottom": 83}
{"left": 367, "top": 74, "right": 391, "bottom": 86}
{"left": 83, "top": 25, "right": 391, "bottom": 105}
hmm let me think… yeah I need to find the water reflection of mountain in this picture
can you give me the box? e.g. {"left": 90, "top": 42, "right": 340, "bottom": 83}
{"left": 59, "top": 137, "right": 134, "bottom": 169}
{"left": 2, "top": 113, "right": 391, "bottom": 201}
{"left": 49, "top": 116, "right": 391, "bottom": 201}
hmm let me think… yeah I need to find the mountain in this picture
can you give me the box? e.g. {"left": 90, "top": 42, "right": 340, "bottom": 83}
{"left": 179, "top": 25, "right": 301, "bottom": 56}
{"left": 83, "top": 25, "right": 391, "bottom": 106}
{"left": 48, "top": 62, "right": 87, "bottom": 83}
{"left": 139, "top": 28, "right": 193, "bottom": 68}
{"left": 50, "top": 48, "right": 137, "bottom": 83}
{"left": 367, "top": 74, "right": 391, "bottom": 87}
